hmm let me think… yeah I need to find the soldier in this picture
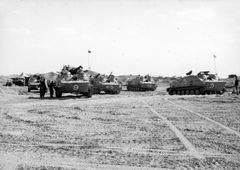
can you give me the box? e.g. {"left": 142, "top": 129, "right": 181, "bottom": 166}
{"left": 235, "top": 76, "right": 239, "bottom": 95}
{"left": 48, "top": 80, "right": 55, "bottom": 98}
{"left": 39, "top": 76, "right": 47, "bottom": 98}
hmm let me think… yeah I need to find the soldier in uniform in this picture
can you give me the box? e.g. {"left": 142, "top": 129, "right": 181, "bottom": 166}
{"left": 39, "top": 76, "right": 47, "bottom": 98}
{"left": 235, "top": 76, "right": 239, "bottom": 95}
{"left": 48, "top": 80, "right": 55, "bottom": 98}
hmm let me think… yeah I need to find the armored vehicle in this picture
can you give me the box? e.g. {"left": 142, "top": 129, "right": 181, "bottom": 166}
{"left": 126, "top": 75, "right": 157, "bottom": 91}
{"left": 90, "top": 73, "right": 122, "bottom": 94}
{"left": 55, "top": 80, "right": 93, "bottom": 98}
{"left": 5, "top": 79, "right": 13, "bottom": 86}
{"left": 167, "top": 71, "right": 226, "bottom": 95}
{"left": 11, "top": 77, "right": 25, "bottom": 86}
{"left": 28, "top": 74, "right": 41, "bottom": 92}
{"left": 225, "top": 74, "right": 238, "bottom": 88}
{"left": 92, "top": 81, "right": 122, "bottom": 94}
{"left": 54, "top": 65, "right": 94, "bottom": 98}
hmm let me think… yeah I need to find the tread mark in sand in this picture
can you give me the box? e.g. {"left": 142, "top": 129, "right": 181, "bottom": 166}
{"left": 166, "top": 99, "right": 240, "bottom": 138}
{"left": 139, "top": 99, "right": 204, "bottom": 159}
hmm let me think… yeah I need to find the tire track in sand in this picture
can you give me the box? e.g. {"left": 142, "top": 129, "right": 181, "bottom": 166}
{"left": 165, "top": 98, "right": 240, "bottom": 138}
{"left": 140, "top": 100, "right": 204, "bottom": 159}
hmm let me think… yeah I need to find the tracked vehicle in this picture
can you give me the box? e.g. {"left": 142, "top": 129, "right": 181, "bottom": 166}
{"left": 90, "top": 73, "right": 122, "bottom": 94}
{"left": 91, "top": 81, "right": 122, "bottom": 94}
{"left": 28, "top": 74, "right": 41, "bottom": 92}
{"left": 167, "top": 71, "right": 226, "bottom": 95}
{"left": 126, "top": 76, "right": 157, "bottom": 91}
{"left": 55, "top": 80, "right": 93, "bottom": 98}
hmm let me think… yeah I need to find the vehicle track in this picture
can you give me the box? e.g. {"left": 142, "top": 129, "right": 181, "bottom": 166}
{"left": 165, "top": 98, "right": 240, "bottom": 138}
{"left": 139, "top": 99, "right": 203, "bottom": 159}
{"left": 1, "top": 141, "right": 239, "bottom": 159}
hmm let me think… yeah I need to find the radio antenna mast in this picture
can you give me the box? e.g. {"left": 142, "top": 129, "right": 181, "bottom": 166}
{"left": 88, "top": 50, "right": 91, "bottom": 70}
{"left": 213, "top": 54, "right": 217, "bottom": 75}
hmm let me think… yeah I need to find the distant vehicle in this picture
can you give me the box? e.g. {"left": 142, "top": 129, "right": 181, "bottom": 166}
{"left": 11, "top": 77, "right": 25, "bottom": 86}
{"left": 225, "top": 74, "right": 237, "bottom": 88}
{"left": 90, "top": 73, "right": 122, "bottom": 94}
{"left": 166, "top": 71, "right": 226, "bottom": 95}
{"left": 10, "top": 73, "right": 29, "bottom": 86}
{"left": 126, "top": 75, "right": 157, "bottom": 91}
{"left": 5, "top": 79, "right": 12, "bottom": 86}
{"left": 28, "top": 74, "right": 41, "bottom": 92}
{"left": 55, "top": 79, "right": 93, "bottom": 98}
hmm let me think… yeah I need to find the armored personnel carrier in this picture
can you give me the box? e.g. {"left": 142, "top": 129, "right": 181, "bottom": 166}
{"left": 90, "top": 74, "right": 122, "bottom": 94}
{"left": 28, "top": 74, "right": 41, "bottom": 92}
{"left": 225, "top": 74, "right": 237, "bottom": 88}
{"left": 11, "top": 77, "right": 25, "bottom": 86}
{"left": 166, "top": 71, "right": 226, "bottom": 95}
{"left": 55, "top": 80, "right": 93, "bottom": 98}
{"left": 54, "top": 65, "right": 93, "bottom": 98}
{"left": 126, "top": 75, "right": 157, "bottom": 91}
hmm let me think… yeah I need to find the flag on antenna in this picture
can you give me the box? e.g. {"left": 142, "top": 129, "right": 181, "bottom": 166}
{"left": 88, "top": 50, "right": 91, "bottom": 53}
{"left": 213, "top": 54, "right": 216, "bottom": 58}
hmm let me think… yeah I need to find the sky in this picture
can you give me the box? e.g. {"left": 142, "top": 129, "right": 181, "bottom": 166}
{"left": 0, "top": 0, "right": 240, "bottom": 77}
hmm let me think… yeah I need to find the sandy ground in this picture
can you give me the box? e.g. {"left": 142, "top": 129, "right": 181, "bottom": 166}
{"left": 0, "top": 84, "right": 240, "bottom": 169}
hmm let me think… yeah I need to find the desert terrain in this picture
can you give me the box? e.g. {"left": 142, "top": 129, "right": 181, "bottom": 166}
{"left": 0, "top": 84, "right": 240, "bottom": 169}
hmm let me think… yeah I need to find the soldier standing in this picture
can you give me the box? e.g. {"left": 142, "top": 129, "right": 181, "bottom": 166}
{"left": 39, "top": 77, "right": 47, "bottom": 98}
{"left": 235, "top": 76, "right": 239, "bottom": 95}
{"left": 48, "top": 81, "right": 55, "bottom": 98}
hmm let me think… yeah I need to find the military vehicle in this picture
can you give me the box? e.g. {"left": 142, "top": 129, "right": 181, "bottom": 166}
{"left": 166, "top": 71, "right": 226, "bottom": 95}
{"left": 126, "top": 75, "right": 157, "bottom": 91}
{"left": 225, "top": 74, "right": 238, "bottom": 88}
{"left": 54, "top": 65, "right": 93, "bottom": 98}
{"left": 90, "top": 73, "right": 122, "bottom": 94}
{"left": 11, "top": 77, "right": 25, "bottom": 86}
{"left": 55, "top": 79, "right": 93, "bottom": 98}
{"left": 5, "top": 79, "right": 12, "bottom": 86}
{"left": 28, "top": 74, "right": 41, "bottom": 92}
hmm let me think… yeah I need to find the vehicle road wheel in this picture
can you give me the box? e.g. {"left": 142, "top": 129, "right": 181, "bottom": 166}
{"left": 190, "top": 90, "right": 194, "bottom": 95}
{"left": 195, "top": 90, "right": 200, "bottom": 95}
{"left": 181, "top": 90, "right": 185, "bottom": 95}
{"left": 185, "top": 90, "right": 189, "bottom": 95}
{"left": 173, "top": 91, "right": 176, "bottom": 95}
{"left": 115, "top": 89, "right": 121, "bottom": 94}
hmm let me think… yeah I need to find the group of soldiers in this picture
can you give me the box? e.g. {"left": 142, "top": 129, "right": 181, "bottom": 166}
{"left": 38, "top": 77, "right": 55, "bottom": 98}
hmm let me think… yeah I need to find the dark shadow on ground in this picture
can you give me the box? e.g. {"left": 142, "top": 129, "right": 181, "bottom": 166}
{"left": 28, "top": 90, "right": 40, "bottom": 94}
{"left": 28, "top": 94, "right": 89, "bottom": 100}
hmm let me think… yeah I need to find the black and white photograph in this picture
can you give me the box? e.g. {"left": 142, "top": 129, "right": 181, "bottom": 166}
{"left": 0, "top": 0, "right": 240, "bottom": 169}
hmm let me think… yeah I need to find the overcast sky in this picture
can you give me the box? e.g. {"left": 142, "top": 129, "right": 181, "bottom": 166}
{"left": 0, "top": 0, "right": 240, "bottom": 77}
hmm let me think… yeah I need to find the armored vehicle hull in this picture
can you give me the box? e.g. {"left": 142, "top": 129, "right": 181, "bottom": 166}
{"left": 93, "top": 82, "right": 122, "bottom": 94}
{"left": 28, "top": 75, "right": 41, "bottom": 92}
{"left": 55, "top": 80, "right": 93, "bottom": 98}
{"left": 28, "top": 82, "right": 40, "bottom": 92}
{"left": 127, "top": 80, "right": 157, "bottom": 91}
{"left": 167, "top": 75, "right": 226, "bottom": 95}
{"left": 11, "top": 78, "right": 25, "bottom": 86}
